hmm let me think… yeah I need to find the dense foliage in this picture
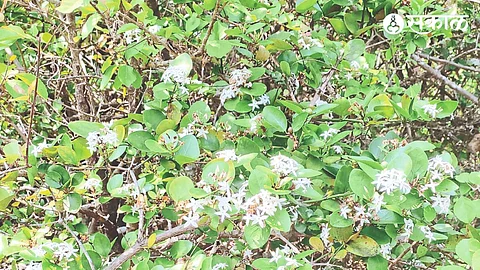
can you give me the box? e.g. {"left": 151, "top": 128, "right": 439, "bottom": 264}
{"left": 0, "top": 0, "right": 479, "bottom": 269}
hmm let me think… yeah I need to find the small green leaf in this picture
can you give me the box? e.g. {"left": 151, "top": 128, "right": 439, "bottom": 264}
{"left": 262, "top": 106, "right": 287, "bottom": 132}
{"left": 167, "top": 176, "right": 195, "bottom": 202}
{"left": 170, "top": 240, "right": 193, "bottom": 259}
{"left": 295, "top": 0, "right": 317, "bottom": 13}
{"left": 244, "top": 225, "right": 271, "bottom": 249}
{"left": 93, "top": 233, "right": 111, "bottom": 257}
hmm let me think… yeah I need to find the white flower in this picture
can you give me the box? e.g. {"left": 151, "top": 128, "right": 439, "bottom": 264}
{"left": 420, "top": 226, "right": 435, "bottom": 243}
{"left": 216, "top": 149, "right": 238, "bottom": 161}
{"left": 315, "top": 99, "right": 328, "bottom": 107}
{"left": 354, "top": 205, "right": 372, "bottom": 227}
{"left": 248, "top": 99, "right": 261, "bottom": 111}
{"left": 32, "top": 141, "right": 50, "bottom": 157}
{"left": 320, "top": 128, "right": 340, "bottom": 140}
{"left": 428, "top": 156, "right": 455, "bottom": 178}
{"left": 86, "top": 131, "right": 101, "bottom": 153}
{"left": 31, "top": 245, "right": 46, "bottom": 257}
{"left": 270, "top": 154, "right": 299, "bottom": 176}
{"left": 339, "top": 205, "right": 352, "bottom": 219}
{"left": 332, "top": 145, "right": 343, "bottom": 154}
{"left": 292, "top": 178, "right": 312, "bottom": 193}
{"left": 258, "top": 94, "right": 270, "bottom": 105}
{"left": 187, "top": 198, "right": 205, "bottom": 213}
{"left": 422, "top": 104, "right": 442, "bottom": 118}
{"left": 298, "top": 37, "right": 310, "bottom": 50}
{"left": 243, "top": 249, "right": 253, "bottom": 259}
{"left": 161, "top": 66, "right": 190, "bottom": 84}
{"left": 212, "top": 263, "right": 228, "bottom": 270}
{"left": 269, "top": 248, "right": 282, "bottom": 263}
{"left": 380, "top": 243, "right": 392, "bottom": 259}
{"left": 320, "top": 223, "right": 331, "bottom": 247}
{"left": 373, "top": 169, "right": 410, "bottom": 195}
{"left": 370, "top": 192, "right": 385, "bottom": 213}
{"left": 430, "top": 195, "right": 450, "bottom": 214}
{"left": 52, "top": 242, "right": 78, "bottom": 261}
{"left": 196, "top": 127, "right": 208, "bottom": 139}
{"left": 148, "top": 24, "right": 161, "bottom": 33}
{"left": 399, "top": 218, "right": 415, "bottom": 241}
{"left": 350, "top": 60, "right": 361, "bottom": 70}
{"left": 25, "top": 262, "right": 42, "bottom": 270}
{"left": 243, "top": 190, "right": 286, "bottom": 228}
{"left": 84, "top": 178, "right": 102, "bottom": 190}
{"left": 215, "top": 208, "right": 231, "bottom": 222}
{"left": 123, "top": 28, "right": 141, "bottom": 43}
{"left": 249, "top": 114, "right": 262, "bottom": 133}
{"left": 229, "top": 68, "right": 251, "bottom": 86}
{"left": 219, "top": 85, "right": 239, "bottom": 104}
{"left": 183, "top": 211, "right": 200, "bottom": 228}
{"left": 281, "top": 244, "right": 294, "bottom": 255}
{"left": 285, "top": 257, "right": 302, "bottom": 267}
{"left": 345, "top": 72, "right": 354, "bottom": 81}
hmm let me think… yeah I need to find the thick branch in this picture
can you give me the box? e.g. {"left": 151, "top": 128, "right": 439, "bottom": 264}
{"left": 411, "top": 53, "right": 479, "bottom": 104}
{"left": 417, "top": 53, "right": 480, "bottom": 73}
{"left": 104, "top": 224, "right": 195, "bottom": 270}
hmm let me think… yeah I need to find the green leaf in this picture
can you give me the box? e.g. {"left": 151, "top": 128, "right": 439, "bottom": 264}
{"left": 0, "top": 188, "right": 14, "bottom": 211}
{"left": 349, "top": 169, "right": 375, "bottom": 200}
{"left": 295, "top": 0, "right": 317, "bottom": 13}
{"left": 143, "top": 109, "right": 166, "bottom": 130}
{"left": 170, "top": 53, "right": 193, "bottom": 75}
{"left": 454, "top": 196, "right": 477, "bottom": 224}
{"left": 57, "top": 146, "right": 78, "bottom": 165}
{"left": 456, "top": 238, "right": 480, "bottom": 265}
{"left": 3, "top": 141, "right": 21, "bottom": 164}
{"left": 167, "top": 176, "right": 195, "bottom": 202}
{"left": 56, "top": 0, "right": 86, "bottom": 13}
{"left": 118, "top": 65, "right": 140, "bottom": 87}
{"left": 266, "top": 209, "right": 291, "bottom": 232}
{"left": 93, "top": 233, "right": 111, "bottom": 257}
{"left": 244, "top": 225, "right": 271, "bottom": 249}
{"left": 127, "top": 131, "right": 155, "bottom": 152}
{"left": 66, "top": 192, "right": 82, "bottom": 213}
{"left": 174, "top": 135, "right": 200, "bottom": 165}
{"left": 68, "top": 121, "right": 104, "bottom": 138}
{"left": 346, "top": 235, "right": 380, "bottom": 257}
{"left": 81, "top": 250, "right": 102, "bottom": 270}
{"left": 328, "top": 18, "right": 350, "bottom": 35}
{"left": 170, "top": 240, "right": 193, "bottom": 259}
{"left": 262, "top": 106, "right": 287, "bottom": 132}
{"left": 107, "top": 174, "right": 123, "bottom": 194}
{"left": 367, "top": 255, "right": 388, "bottom": 270}
{"left": 0, "top": 25, "right": 33, "bottom": 49}
{"left": 206, "top": 40, "right": 233, "bottom": 58}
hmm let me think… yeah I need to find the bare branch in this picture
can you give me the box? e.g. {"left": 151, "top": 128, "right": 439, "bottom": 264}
{"left": 417, "top": 53, "right": 480, "bottom": 73}
{"left": 411, "top": 53, "right": 479, "bottom": 104}
{"left": 104, "top": 224, "right": 195, "bottom": 270}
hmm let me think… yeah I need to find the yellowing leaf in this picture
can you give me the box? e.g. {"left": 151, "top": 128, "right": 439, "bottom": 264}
{"left": 309, "top": 237, "right": 325, "bottom": 252}
{"left": 346, "top": 235, "right": 380, "bottom": 257}
{"left": 147, "top": 233, "right": 156, "bottom": 248}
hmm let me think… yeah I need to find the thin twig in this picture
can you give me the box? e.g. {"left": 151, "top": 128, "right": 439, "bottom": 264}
{"left": 388, "top": 241, "right": 418, "bottom": 269}
{"left": 25, "top": 34, "right": 42, "bottom": 167}
{"left": 309, "top": 57, "right": 342, "bottom": 107}
{"left": 104, "top": 224, "right": 195, "bottom": 270}
{"left": 417, "top": 53, "right": 480, "bottom": 73}
{"left": 61, "top": 219, "right": 96, "bottom": 270}
{"left": 199, "top": 0, "right": 221, "bottom": 57}
{"left": 411, "top": 53, "right": 479, "bottom": 104}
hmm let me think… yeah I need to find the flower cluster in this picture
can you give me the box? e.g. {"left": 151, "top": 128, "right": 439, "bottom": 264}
{"left": 31, "top": 141, "right": 50, "bottom": 157}
{"left": 219, "top": 68, "right": 252, "bottom": 104}
{"left": 320, "top": 127, "right": 340, "bottom": 140}
{"left": 248, "top": 94, "right": 270, "bottom": 111}
{"left": 123, "top": 28, "right": 142, "bottom": 44}
{"left": 86, "top": 122, "right": 119, "bottom": 153}
{"left": 270, "top": 154, "right": 299, "bottom": 176}
{"left": 430, "top": 194, "right": 451, "bottom": 214}
{"left": 249, "top": 114, "right": 262, "bottom": 133}
{"left": 269, "top": 246, "right": 303, "bottom": 268}
{"left": 83, "top": 177, "right": 102, "bottom": 190}
{"left": 243, "top": 189, "right": 287, "bottom": 227}
{"left": 422, "top": 104, "right": 442, "bottom": 118}
{"left": 372, "top": 168, "right": 411, "bottom": 195}
{"left": 216, "top": 149, "right": 238, "bottom": 161}
{"left": 33, "top": 242, "right": 78, "bottom": 262}
{"left": 291, "top": 178, "right": 312, "bottom": 193}
{"left": 298, "top": 35, "right": 323, "bottom": 50}
{"left": 428, "top": 156, "right": 455, "bottom": 179}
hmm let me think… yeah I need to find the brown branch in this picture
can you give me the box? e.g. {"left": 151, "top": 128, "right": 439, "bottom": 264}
{"left": 417, "top": 53, "right": 480, "bottom": 73}
{"left": 199, "top": 0, "right": 221, "bottom": 57}
{"left": 104, "top": 224, "right": 195, "bottom": 270}
{"left": 79, "top": 207, "right": 117, "bottom": 234}
{"left": 411, "top": 53, "right": 479, "bottom": 104}
{"left": 309, "top": 59, "right": 341, "bottom": 107}
{"left": 61, "top": 219, "right": 95, "bottom": 270}
{"left": 25, "top": 34, "right": 42, "bottom": 167}
{"left": 388, "top": 241, "right": 419, "bottom": 269}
